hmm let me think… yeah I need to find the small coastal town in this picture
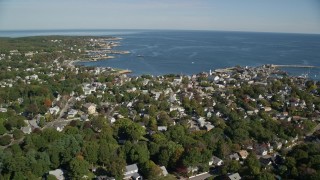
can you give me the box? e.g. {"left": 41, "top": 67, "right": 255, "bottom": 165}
{"left": 1, "top": 36, "right": 320, "bottom": 180}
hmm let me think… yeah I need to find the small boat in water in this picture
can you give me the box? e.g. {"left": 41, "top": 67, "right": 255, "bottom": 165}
{"left": 137, "top": 55, "right": 144, "bottom": 57}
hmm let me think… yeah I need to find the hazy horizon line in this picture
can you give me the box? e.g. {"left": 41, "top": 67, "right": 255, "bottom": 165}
{"left": 0, "top": 28, "right": 319, "bottom": 36}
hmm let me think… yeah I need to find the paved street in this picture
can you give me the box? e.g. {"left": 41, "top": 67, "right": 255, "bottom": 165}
{"left": 189, "top": 172, "right": 212, "bottom": 180}
{"left": 58, "top": 97, "right": 76, "bottom": 119}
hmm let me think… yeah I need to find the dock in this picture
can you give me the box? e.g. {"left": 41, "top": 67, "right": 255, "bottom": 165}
{"left": 117, "top": 69, "right": 132, "bottom": 74}
{"left": 271, "top": 64, "right": 320, "bottom": 69}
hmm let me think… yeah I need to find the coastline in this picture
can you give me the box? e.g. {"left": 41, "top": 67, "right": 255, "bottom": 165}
{"left": 67, "top": 59, "right": 133, "bottom": 75}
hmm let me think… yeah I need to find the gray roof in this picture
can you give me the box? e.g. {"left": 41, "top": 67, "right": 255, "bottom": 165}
{"left": 83, "top": 103, "right": 96, "bottom": 108}
{"left": 158, "top": 126, "right": 167, "bottom": 131}
{"left": 131, "top": 172, "right": 141, "bottom": 179}
{"left": 49, "top": 169, "right": 64, "bottom": 180}
{"left": 211, "top": 156, "right": 223, "bottom": 164}
{"left": 228, "top": 173, "right": 241, "bottom": 180}
{"left": 229, "top": 153, "right": 240, "bottom": 160}
{"left": 125, "top": 164, "right": 138, "bottom": 172}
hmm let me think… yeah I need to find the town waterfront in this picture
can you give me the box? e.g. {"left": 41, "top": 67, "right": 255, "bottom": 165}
{"left": 1, "top": 30, "right": 320, "bottom": 79}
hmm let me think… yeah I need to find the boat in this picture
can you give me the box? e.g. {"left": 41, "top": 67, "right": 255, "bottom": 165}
{"left": 137, "top": 55, "right": 144, "bottom": 57}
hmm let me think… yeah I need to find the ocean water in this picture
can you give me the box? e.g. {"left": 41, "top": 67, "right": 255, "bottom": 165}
{"left": 1, "top": 30, "right": 320, "bottom": 79}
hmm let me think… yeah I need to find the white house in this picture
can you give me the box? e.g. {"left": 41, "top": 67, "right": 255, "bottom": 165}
{"left": 158, "top": 126, "right": 168, "bottom": 131}
{"left": 30, "top": 74, "right": 39, "bottom": 80}
{"left": 197, "top": 117, "right": 206, "bottom": 127}
{"left": 160, "top": 166, "right": 168, "bottom": 176}
{"left": 49, "top": 106, "right": 60, "bottom": 115}
{"left": 124, "top": 164, "right": 141, "bottom": 180}
{"left": 209, "top": 156, "right": 223, "bottom": 166}
{"left": 0, "top": 108, "right": 7, "bottom": 113}
{"left": 49, "top": 169, "right": 65, "bottom": 180}
{"left": 67, "top": 109, "right": 78, "bottom": 118}
{"left": 229, "top": 153, "right": 240, "bottom": 161}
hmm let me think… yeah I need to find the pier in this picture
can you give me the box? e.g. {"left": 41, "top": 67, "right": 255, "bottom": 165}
{"left": 117, "top": 69, "right": 132, "bottom": 74}
{"left": 271, "top": 64, "right": 320, "bottom": 69}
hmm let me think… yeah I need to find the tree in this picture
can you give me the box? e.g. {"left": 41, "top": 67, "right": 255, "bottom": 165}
{"left": 182, "top": 147, "right": 202, "bottom": 167}
{"left": 115, "top": 118, "right": 146, "bottom": 141}
{"left": 12, "top": 171, "right": 25, "bottom": 180}
{"left": 0, "top": 119, "right": 7, "bottom": 135}
{"left": 257, "top": 171, "right": 275, "bottom": 180}
{"left": 12, "top": 129, "right": 24, "bottom": 140}
{"left": 158, "top": 148, "right": 170, "bottom": 167}
{"left": 141, "top": 160, "right": 162, "bottom": 179}
{"left": 68, "top": 156, "right": 90, "bottom": 179}
{"left": 82, "top": 141, "right": 99, "bottom": 164}
{"left": 128, "top": 142, "right": 150, "bottom": 164}
{"left": 0, "top": 135, "right": 11, "bottom": 146}
{"left": 98, "top": 140, "right": 119, "bottom": 165}
{"left": 107, "top": 157, "right": 125, "bottom": 179}
{"left": 158, "top": 111, "right": 171, "bottom": 126}
{"left": 245, "top": 153, "right": 261, "bottom": 175}
{"left": 44, "top": 98, "right": 52, "bottom": 108}
{"left": 91, "top": 116, "right": 107, "bottom": 132}
{"left": 47, "top": 174, "right": 58, "bottom": 180}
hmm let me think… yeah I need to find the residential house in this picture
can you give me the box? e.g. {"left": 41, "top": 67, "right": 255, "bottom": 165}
{"left": 0, "top": 108, "right": 7, "bottom": 113}
{"left": 158, "top": 126, "right": 167, "bottom": 132}
{"left": 96, "top": 176, "right": 115, "bottom": 180}
{"left": 82, "top": 83, "right": 96, "bottom": 95}
{"left": 255, "top": 145, "right": 268, "bottom": 156}
{"left": 197, "top": 117, "right": 206, "bottom": 127}
{"left": 228, "top": 173, "right": 241, "bottom": 180}
{"left": 229, "top": 153, "right": 240, "bottom": 161}
{"left": 83, "top": 103, "right": 96, "bottom": 114}
{"left": 49, "top": 169, "right": 65, "bottom": 180}
{"left": 187, "top": 166, "right": 199, "bottom": 174}
{"left": 124, "top": 164, "right": 141, "bottom": 180}
{"left": 110, "top": 117, "right": 116, "bottom": 124}
{"left": 80, "top": 114, "right": 89, "bottom": 121}
{"left": 260, "top": 157, "right": 272, "bottom": 168}
{"left": 25, "top": 52, "right": 34, "bottom": 57}
{"left": 49, "top": 106, "right": 60, "bottom": 115}
{"left": 169, "top": 93, "right": 177, "bottom": 103}
{"left": 237, "top": 150, "right": 249, "bottom": 160}
{"left": 67, "top": 109, "right": 78, "bottom": 118}
{"left": 55, "top": 124, "right": 66, "bottom": 132}
{"left": 272, "top": 141, "right": 283, "bottom": 150}
{"left": 160, "top": 166, "right": 168, "bottom": 176}
{"left": 29, "top": 119, "right": 39, "bottom": 129}
{"left": 204, "top": 123, "right": 214, "bottom": 131}
{"left": 173, "top": 76, "right": 182, "bottom": 85}
{"left": 21, "top": 120, "right": 32, "bottom": 134}
{"left": 30, "top": 74, "right": 39, "bottom": 80}
{"left": 209, "top": 156, "right": 223, "bottom": 166}
{"left": 207, "top": 111, "right": 212, "bottom": 118}
{"left": 264, "top": 107, "right": 272, "bottom": 112}
{"left": 169, "top": 106, "right": 185, "bottom": 113}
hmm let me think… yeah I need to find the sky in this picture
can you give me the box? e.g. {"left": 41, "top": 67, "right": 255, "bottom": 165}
{"left": 0, "top": 0, "right": 320, "bottom": 34}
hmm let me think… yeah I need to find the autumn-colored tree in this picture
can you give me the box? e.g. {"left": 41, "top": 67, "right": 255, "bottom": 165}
{"left": 44, "top": 98, "right": 52, "bottom": 108}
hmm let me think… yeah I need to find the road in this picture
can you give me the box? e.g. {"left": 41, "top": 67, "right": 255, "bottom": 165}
{"left": 58, "top": 97, "right": 76, "bottom": 119}
{"left": 306, "top": 123, "right": 320, "bottom": 137}
{"left": 284, "top": 123, "right": 320, "bottom": 152}
{"left": 189, "top": 172, "right": 212, "bottom": 180}
{"left": 43, "top": 96, "right": 76, "bottom": 129}
{"left": 43, "top": 117, "right": 80, "bottom": 130}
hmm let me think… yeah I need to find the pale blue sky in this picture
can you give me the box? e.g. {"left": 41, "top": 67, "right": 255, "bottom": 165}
{"left": 0, "top": 0, "right": 320, "bottom": 33}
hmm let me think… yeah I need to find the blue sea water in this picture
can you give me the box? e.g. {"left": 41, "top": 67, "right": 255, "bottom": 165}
{"left": 1, "top": 30, "right": 320, "bottom": 79}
